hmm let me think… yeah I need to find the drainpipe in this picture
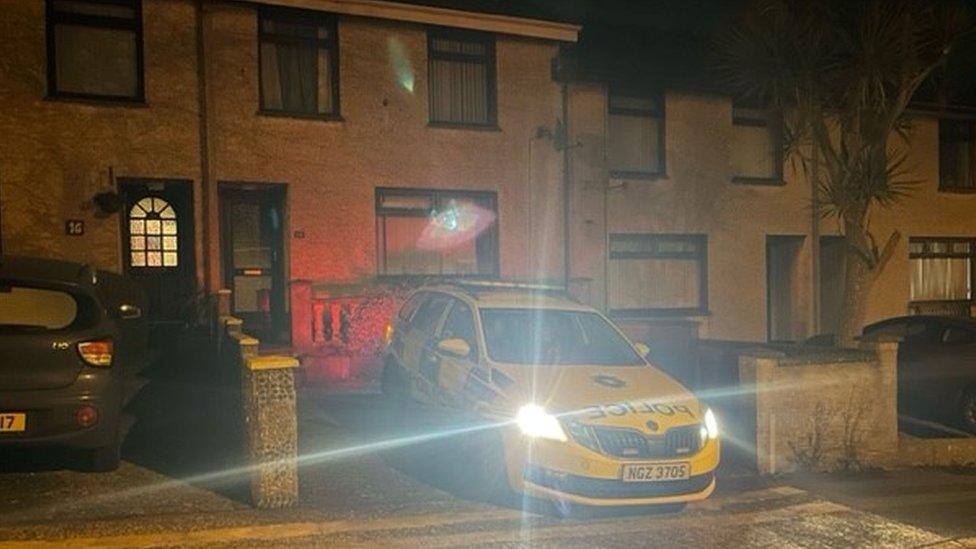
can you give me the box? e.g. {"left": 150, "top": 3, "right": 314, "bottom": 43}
{"left": 195, "top": 0, "right": 212, "bottom": 291}
{"left": 561, "top": 83, "right": 571, "bottom": 287}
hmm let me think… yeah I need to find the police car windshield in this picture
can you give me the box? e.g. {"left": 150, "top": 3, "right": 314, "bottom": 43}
{"left": 479, "top": 308, "right": 644, "bottom": 366}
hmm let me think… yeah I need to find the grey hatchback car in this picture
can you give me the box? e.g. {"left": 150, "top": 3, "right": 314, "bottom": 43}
{"left": 0, "top": 257, "right": 147, "bottom": 471}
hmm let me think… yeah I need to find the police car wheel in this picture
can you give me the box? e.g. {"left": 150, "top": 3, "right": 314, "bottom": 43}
{"left": 551, "top": 496, "right": 575, "bottom": 518}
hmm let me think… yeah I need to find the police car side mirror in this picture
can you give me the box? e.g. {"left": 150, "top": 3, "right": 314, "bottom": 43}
{"left": 437, "top": 338, "right": 471, "bottom": 358}
{"left": 633, "top": 342, "right": 651, "bottom": 359}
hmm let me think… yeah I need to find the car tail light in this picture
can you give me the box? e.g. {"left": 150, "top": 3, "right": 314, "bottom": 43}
{"left": 76, "top": 405, "right": 98, "bottom": 427}
{"left": 78, "top": 339, "right": 113, "bottom": 367}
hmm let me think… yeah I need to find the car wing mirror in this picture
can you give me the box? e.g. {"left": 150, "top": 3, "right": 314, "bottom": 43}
{"left": 118, "top": 304, "right": 143, "bottom": 320}
{"left": 437, "top": 338, "right": 471, "bottom": 358}
{"left": 633, "top": 342, "right": 651, "bottom": 359}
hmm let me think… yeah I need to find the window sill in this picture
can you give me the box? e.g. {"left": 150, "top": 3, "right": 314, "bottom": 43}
{"left": 258, "top": 110, "right": 344, "bottom": 122}
{"left": 937, "top": 186, "right": 976, "bottom": 194}
{"left": 427, "top": 121, "right": 500, "bottom": 132}
{"left": 608, "top": 308, "right": 711, "bottom": 319}
{"left": 610, "top": 170, "right": 668, "bottom": 181}
{"left": 44, "top": 94, "right": 147, "bottom": 108}
{"left": 732, "top": 176, "right": 784, "bottom": 186}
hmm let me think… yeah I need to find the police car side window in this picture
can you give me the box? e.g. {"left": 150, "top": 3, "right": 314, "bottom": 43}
{"left": 399, "top": 293, "right": 426, "bottom": 324}
{"left": 441, "top": 300, "right": 477, "bottom": 353}
{"left": 411, "top": 295, "right": 450, "bottom": 334}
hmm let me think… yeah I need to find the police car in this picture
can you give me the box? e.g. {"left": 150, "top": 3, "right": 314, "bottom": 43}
{"left": 381, "top": 281, "right": 719, "bottom": 512}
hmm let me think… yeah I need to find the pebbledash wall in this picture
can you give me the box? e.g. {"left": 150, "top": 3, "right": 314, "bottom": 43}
{"left": 562, "top": 82, "right": 976, "bottom": 343}
{"left": 0, "top": 0, "right": 575, "bottom": 343}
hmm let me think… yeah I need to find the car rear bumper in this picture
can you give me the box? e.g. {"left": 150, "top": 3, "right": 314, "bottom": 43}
{"left": 0, "top": 371, "right": 121, "bottom": 450}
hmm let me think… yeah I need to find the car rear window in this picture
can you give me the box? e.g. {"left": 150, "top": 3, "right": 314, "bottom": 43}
{"left": 0, "top": 285, "right": 79, "bottom": 331}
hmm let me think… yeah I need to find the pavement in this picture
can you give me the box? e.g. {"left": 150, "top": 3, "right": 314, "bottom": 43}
{"left": 3, "top": 340, "right": 976, "bottom": 547}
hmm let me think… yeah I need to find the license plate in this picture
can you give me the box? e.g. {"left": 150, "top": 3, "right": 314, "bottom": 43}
{"left": 621, "top": 462, "right": 690, "bottom": 482}
{"left": 0, "top": 413, "right": 26, "bottom": 433}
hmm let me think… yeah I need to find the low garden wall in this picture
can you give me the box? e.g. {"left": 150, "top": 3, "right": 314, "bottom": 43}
{"left": 739, "top": 340, "right": 899, "bottom": 474}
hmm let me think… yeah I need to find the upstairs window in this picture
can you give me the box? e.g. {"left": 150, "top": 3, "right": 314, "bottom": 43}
{"left": 731, "top": 107, "right": 782, "bottom": 184}
{"left": 259, "top": 7, "right": 339, "bottom": 118}
{"left": 939, "top": 119, "right": 975, "bottom": 191}
{"left": 376, "top": 188, "right": 498, "bottom": 277}
{"left": 910, "top": 237, "right": 974, "bottom": 302}
{"left": 428, "top": 29, "right": 496, "bottom": 127}
{"left": 608, "top": 93, "right": 665, "bottom": 178}
{"left": 608, "top": 234, "right": 708, "bottom": 316}
{"left": 46, "top": 0, "right": 143, "bottom": 101}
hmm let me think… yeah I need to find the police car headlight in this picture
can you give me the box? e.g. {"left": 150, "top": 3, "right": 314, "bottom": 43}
{"left": 703, "top": 407, "right": 719, "bottom": 441}
{"left": 516, "top": 404, "right": 567, "bottom": 442}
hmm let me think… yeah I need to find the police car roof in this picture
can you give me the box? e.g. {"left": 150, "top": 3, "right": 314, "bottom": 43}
{"left": 427, "top": 280, "right": 592, "bottom": 311}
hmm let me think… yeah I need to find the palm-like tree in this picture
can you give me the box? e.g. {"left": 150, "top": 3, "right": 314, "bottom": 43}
{"left": 715, "top": 0, "right": 970, "bottom": 346}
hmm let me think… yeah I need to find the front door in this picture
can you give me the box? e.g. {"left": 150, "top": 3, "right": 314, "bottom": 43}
{"left": 220, "top": 184, "right": 288, "bottom": 343}
{"left": 119, "top": 179, "right": 196, "bottom": 325}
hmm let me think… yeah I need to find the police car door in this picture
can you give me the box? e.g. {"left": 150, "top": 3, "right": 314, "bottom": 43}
{"left": 402, "top": 293, "right": 451, "bottom": 397}
{"left": 434, "top": 299, "right": 481, "bottom": 404}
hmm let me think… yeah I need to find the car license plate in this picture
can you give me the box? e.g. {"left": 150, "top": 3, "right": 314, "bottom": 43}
{"left": 621, "top": 462, "right": 690, "bottom": 482}
{"left": 0, "top": 413, "right": 26, "bottom": 433}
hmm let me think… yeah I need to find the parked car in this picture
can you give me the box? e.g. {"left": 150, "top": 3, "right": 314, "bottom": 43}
{"left": 0, "top": 257, "right": 148, "bottom": 471}
{"left": 381, "top": 281, "right": 720, "bottom": 514}
{"left": 863, "top": 315, "right": 976, "bottom": 434}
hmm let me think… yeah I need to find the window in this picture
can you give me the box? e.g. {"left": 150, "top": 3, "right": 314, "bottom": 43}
{"left": 479, "top": 309, "right": 644, "bottom": 366}
{"left": 939, "top": 119, "right": 975, "bottom": 191}
{"left": 0, "top": 286, "right": 79, "bottom": 331}
{"left": 376, "top": 188, "right": 498, "bottom": 276}
{"left": 128, "top": 197, "right": 178, "bottom": 268}
{"left": 608, "top": 93, "right": 665, "bottom": 178}
{"left": 46, "top": 0, "right": 143, "bottom": 101}
{"left": 909, "top": 237, "right": 974, "bottom": 302}
{"left": 608, "top": 234, "right": 707, "bottom": 316}
{"left": 732, "top": 107, "right": 782, "bottom": 183}
{"left": 440, "top": 300, "right": 477, "bottom": 352}
{"left": 428, "top": 29, "right": 496, "bottom": 126}
{"left": 410, "top": 294, "right": 450, "bottom": 334}
{"left": 259, "top": 7, "right": 339, "bottom": 118}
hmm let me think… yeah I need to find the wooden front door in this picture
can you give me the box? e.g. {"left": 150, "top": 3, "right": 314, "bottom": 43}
{"left": 119, "top": 179, "right": 197, "bottom": 325}
{"left": 220, "top": 184, "right": 289, "bottom": 343}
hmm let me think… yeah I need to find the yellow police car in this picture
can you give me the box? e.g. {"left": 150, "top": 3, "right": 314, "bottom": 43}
{"left": 381, "top": 281, "right": 719, "bottom": 512}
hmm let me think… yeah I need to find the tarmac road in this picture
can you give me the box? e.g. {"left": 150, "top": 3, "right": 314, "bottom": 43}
{"left": 3, "top": 345, "right": 976, "bottom": 548}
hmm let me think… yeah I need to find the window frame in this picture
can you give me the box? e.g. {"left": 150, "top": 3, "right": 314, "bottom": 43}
{"left": 909, "top": 236, "right": 976, "bottom": 304}
{"left": 607, "top": 233, "right": 708, "bottom": 318}
{"left": 257, "top": 6, "right": 341, "bottom": 120}
{"left": 731, "top": 107, "right": 784, "bottom": 185}
{"left": 375, "top": 187, "right": 500, "bottom": 279}
{"left": 938, "top": 118, "right": 976, "bottom": 193}
{"left": 426, "top": 27, "right": 497, "bottom": 129}
{"left": 607, "top": 90, "right": 667, "bottom": 180}
{"left": 45, "top": 0, "right": 145, "bottom": 103}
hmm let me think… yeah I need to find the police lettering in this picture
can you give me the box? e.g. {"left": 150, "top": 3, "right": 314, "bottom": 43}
{"left": 583, "top": 401, "right": 694, "bottom": 419}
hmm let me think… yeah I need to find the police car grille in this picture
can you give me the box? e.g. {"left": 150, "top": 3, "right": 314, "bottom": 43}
{"left": 593, "top": 425, "right": 701, "bottom": 459}
{"left": 593, "top": 428, "right": 649, "bottom": 458}
{"left": 665, "top": 425, "right": 701, "bottom": 456}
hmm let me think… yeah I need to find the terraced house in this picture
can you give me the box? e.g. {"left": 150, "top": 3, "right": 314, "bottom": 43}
{"left": 0, "top": 0, "right": 578, "bottom": 347}
{"left": 2, "top": 0, "right": 976, "bottom": 359}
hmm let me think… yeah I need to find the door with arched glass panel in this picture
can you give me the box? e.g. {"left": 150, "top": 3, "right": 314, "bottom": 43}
{"left": 119, "top": 180, "right": 196, "bottom": 323}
